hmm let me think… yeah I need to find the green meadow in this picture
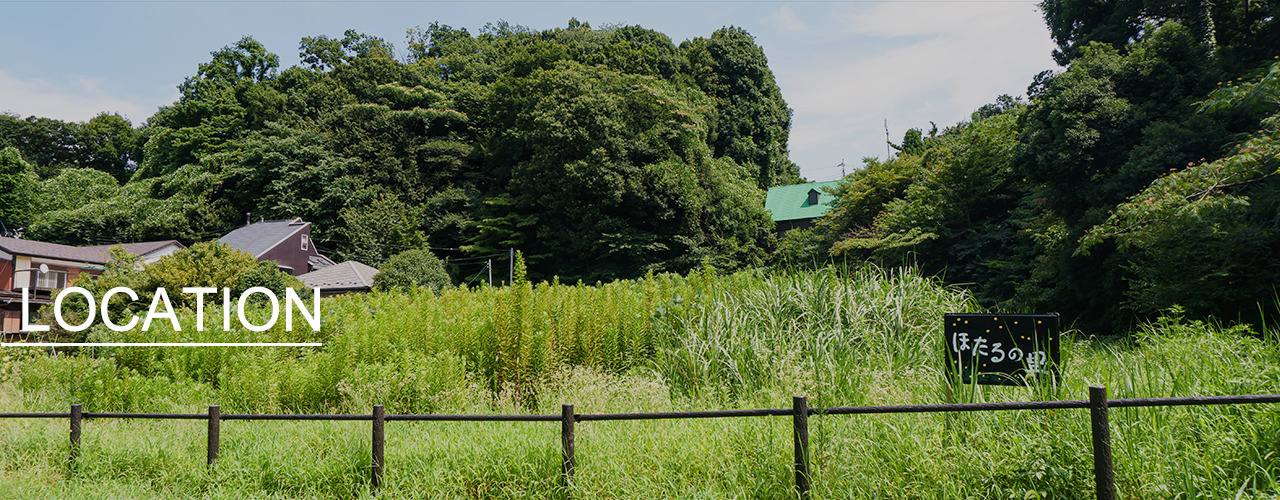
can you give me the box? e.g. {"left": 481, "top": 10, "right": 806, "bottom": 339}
{"left": 2, "top": 267, "right": 1278, "bottom": 498}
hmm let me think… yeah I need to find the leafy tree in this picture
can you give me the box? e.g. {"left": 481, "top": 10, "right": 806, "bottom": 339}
{"left": 38, "top": 167, "right": 119, "bottom": 213}
{"left": 682, "top": 27, "right": 797, "bottom": 188}
{"left": 827, "top": 109, "right": 1026, "bottom": 303}
{"left": 0, "top": 113, "right": 139, "bottom": 180}
{"left": 1041, "top": 0, "right": 1279, "bottom": 68}
{"left": 818, "top": 155, "right": 920, "bottom": 254}
{"left": 178, "top": 36, "right": 280, "bottom": 102}
{"left": 339, "top": 193, "right": 429, "bottom": 261}
{"left": 233, "top": 260, "right": 312, "bottom": 305}
{"left": 0, "top": 114, "right": 84, "bottom": 177}
{"left": 373, "top": 248, "right": 452, "bottom": 293}
{"left": 69, "top": 243, "right": 308, "bottom": 328}
{"left": 11, "top": 22, "right": 799, "bottom": 289}
{"left": 1082, "top": 62, "right": 1280, "bottom": 318}
{"left": 1010, "top": 23, "right": 1234, "bottom": 330}
{"left": 0, "top": 147, "right": 39, "bottom": 229}
{"left": 77, "top": 113, "right": 141, "bottom": 182}
{"left": 476, "top": 61, "right": 771, "bottom": 281}
{"left": 299, "top": 30, "right": 395, "bottom": 72}
{"left": 145, "top": 241, "right": 262, "bottom": 294}
{"left": 890, "top": 128, "right": 928, "bottom": 156}
{"left": 26, "top": 171, "right": 231, "bottom": 245}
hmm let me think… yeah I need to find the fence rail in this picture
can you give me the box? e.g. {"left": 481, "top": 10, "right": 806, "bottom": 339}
{"left": 2, "top": 386, "right": 1279, "bottom": 499}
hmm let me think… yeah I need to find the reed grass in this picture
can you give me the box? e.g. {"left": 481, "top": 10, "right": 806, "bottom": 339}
{"left": 0, "top": 266, "right": 1277, "bottom": 498}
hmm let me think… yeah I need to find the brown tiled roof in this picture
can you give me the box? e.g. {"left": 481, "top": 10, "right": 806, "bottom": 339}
{"left": 0, "top": 237, "right": 183, "bottom": 265}
{"left": 299, "top": 261, "right": 380, "bottom": 291}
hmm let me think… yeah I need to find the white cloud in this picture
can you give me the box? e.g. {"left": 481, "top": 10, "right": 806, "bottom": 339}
{"left": 765, "top": 5, "right": 807, "bottom": 34}
{"left": 0, "top": 71, "right": 169, "bottom": 124}
{"left": 775, "top": 1, "right": 1058, "bottom": 179}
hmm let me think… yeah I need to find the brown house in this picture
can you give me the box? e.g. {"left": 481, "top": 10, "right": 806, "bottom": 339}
{"left": 218, "top": 218, "right": 335, "bottom": 277}
{"left": 0, "top": 237, "right": 184, "bottom": 334}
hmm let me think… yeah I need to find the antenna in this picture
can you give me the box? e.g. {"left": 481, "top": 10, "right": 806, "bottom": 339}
{"left": 884, "top": 119, "right": 891, "bottom": 160}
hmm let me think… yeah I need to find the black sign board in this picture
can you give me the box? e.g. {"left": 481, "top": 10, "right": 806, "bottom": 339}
{"left": 944, "top": 313, "right": 1060, "bottom": 386}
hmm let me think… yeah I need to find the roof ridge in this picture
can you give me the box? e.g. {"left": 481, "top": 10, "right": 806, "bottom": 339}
{"left": 350, "top": 261, "right": 375, "bottom": 284}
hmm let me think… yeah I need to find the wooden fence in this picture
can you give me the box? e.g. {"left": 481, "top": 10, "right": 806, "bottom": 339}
{"left": 4, "top": 385, "right": 1280, "bottom": 499}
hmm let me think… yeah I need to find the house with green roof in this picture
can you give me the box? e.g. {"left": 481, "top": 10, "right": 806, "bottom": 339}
{"left": 764, "top": 180, "right": 841, "bottom": 234}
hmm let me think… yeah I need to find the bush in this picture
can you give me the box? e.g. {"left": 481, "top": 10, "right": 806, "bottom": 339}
{"left": 372, "top": 248, "right": 451, "bottom": 293}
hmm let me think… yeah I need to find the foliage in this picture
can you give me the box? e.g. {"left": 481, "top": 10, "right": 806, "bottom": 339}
{"left": 681, "top": 27, "right": 798, "bottom": 188}
{"left": 2, "top": 22, "right": 793, "bottom": 285}
{"left": 36, "top": 167, "right": 120, "bottom": 213}
{"left": 68, "top": 242, "right": 307, "bottom": 323}
{"left": 820, "top": 108, "right": 1026, "bottom": 306}
{"left": 338, "top": 193, "right": 429, "bottom": 261}
{"left": 0, "top": 112, "right": 140, "bottom": 181}
{"left": 1040, "top": 0, "right": 1279, "bottom": 69}
{"left": 25, "top": 177, "right": 230, "bottom": 245}
{"left": 0, "top": 146, "right": 39, "bottom": 228}
{"left": 6, "top": 11, "right": 1276, "bottom": 331}
{"left": 1081, "top": 61, "right": 1280, "bottom": 318}
{"left": 474, "top": 60, "right": 773, "bottom": 281}
{"left": 372, "top": 248, "right": 452, "bottom": 293}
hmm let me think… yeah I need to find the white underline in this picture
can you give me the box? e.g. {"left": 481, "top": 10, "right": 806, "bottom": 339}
{"left": 2, "top": 343, "right": 324, "bottom": 347}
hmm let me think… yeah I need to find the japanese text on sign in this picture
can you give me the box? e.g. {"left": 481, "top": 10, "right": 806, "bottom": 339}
{"left": 944, "top": 313, "right": 1060, "bottom": 385}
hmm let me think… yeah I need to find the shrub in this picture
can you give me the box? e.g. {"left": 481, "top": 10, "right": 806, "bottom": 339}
{"left": 372, "top": 248, "right": 451, "bottom": 293}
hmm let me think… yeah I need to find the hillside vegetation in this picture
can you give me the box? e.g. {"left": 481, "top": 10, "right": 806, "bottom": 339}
{"left": 0, "top": 22, "right": 794, "bottom": 284}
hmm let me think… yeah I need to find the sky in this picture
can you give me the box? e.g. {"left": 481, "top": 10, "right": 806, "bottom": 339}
{"left": 0, "top": 0, "right": 1059, "bottom": 182}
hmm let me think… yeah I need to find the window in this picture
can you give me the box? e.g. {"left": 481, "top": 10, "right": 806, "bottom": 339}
{"left": 807, "top": 189, "right": 820, "bottom": 206}
{"left": 35, "top": 270, "right": 67, "bottom": 290}
{"left": 301, "top": 235, "right": 310, "bottom": 252}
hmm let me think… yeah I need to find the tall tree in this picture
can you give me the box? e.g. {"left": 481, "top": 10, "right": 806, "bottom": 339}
{"left": 682, "top": 27, "right": 798, "bottom": 188}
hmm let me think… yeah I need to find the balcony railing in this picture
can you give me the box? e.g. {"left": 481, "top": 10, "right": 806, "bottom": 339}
{"left": 10, "top": 269, "right": 67, "bottom": 292}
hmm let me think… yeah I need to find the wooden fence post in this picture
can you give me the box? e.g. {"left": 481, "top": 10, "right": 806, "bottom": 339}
{"left": 1089, "top": 385, "right": 1115, "bottom": 500}
{"left": 793, "top": 396, "right": 811, "bottom": 498}
{"left": 561, "top": 404, "right": 575, "bottom": 487}
{"left": 207, "top": 405, "right": 220, "bottom": 466}
{"left": 69, "top": 403, "right": 82, "bottom": 469}
{"left": 372, "top": 405, "right": 385, "bottom": 492}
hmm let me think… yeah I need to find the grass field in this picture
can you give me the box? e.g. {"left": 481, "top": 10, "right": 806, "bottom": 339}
{"left": 2, "top": 267, "right": 1278, "bottom": 498}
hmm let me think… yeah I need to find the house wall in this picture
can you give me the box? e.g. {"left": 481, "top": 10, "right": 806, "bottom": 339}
{"left": 12, "top": 256, "right": 31, "bottom": 289}
{"left": 2, "top": 256, "right": 102, "bottom": 334}
{"left": 12, "top": 260, "right": 93, "bottom": 290}
{"left": 1, "top": 310, "right": 16, "bottom": 334}
{"left": 0, "top": 252, "right": 12, "bottom": 290}
{"left": 775, "top": 218, "right": 817, "bottom": 236}
{"left": 260, "top": 226, "right": 313, "bottom": 277}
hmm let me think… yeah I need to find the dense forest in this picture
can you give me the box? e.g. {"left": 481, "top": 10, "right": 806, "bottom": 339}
{"left": 2, "top": 0, "right": 1278, "bottom": 333}
{"left": 0, "top": 21, "right": 796, "bottom": 283}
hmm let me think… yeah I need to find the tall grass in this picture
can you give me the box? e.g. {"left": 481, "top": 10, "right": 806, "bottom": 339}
{"left": 1, "top": 266, "right": 1278, "bottom": 498}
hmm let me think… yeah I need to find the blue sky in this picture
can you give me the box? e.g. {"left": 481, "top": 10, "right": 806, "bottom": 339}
{"left": 1, "top": 0, "right": 1058, "bottom": 181}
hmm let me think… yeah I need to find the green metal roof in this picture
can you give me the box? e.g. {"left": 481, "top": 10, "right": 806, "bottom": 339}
{"left": 764, "top": 180, "right": 842, "bottom": 222}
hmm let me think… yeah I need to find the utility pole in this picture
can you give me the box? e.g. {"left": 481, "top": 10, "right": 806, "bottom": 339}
{"left": 487, "top": 259, "right": 493, "bottom": 286}
{"left": 839, "top": 159, "right": 846, "bottom": 178}
{"left": 509, "top": 247, "right": 515, "bottom": 285}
